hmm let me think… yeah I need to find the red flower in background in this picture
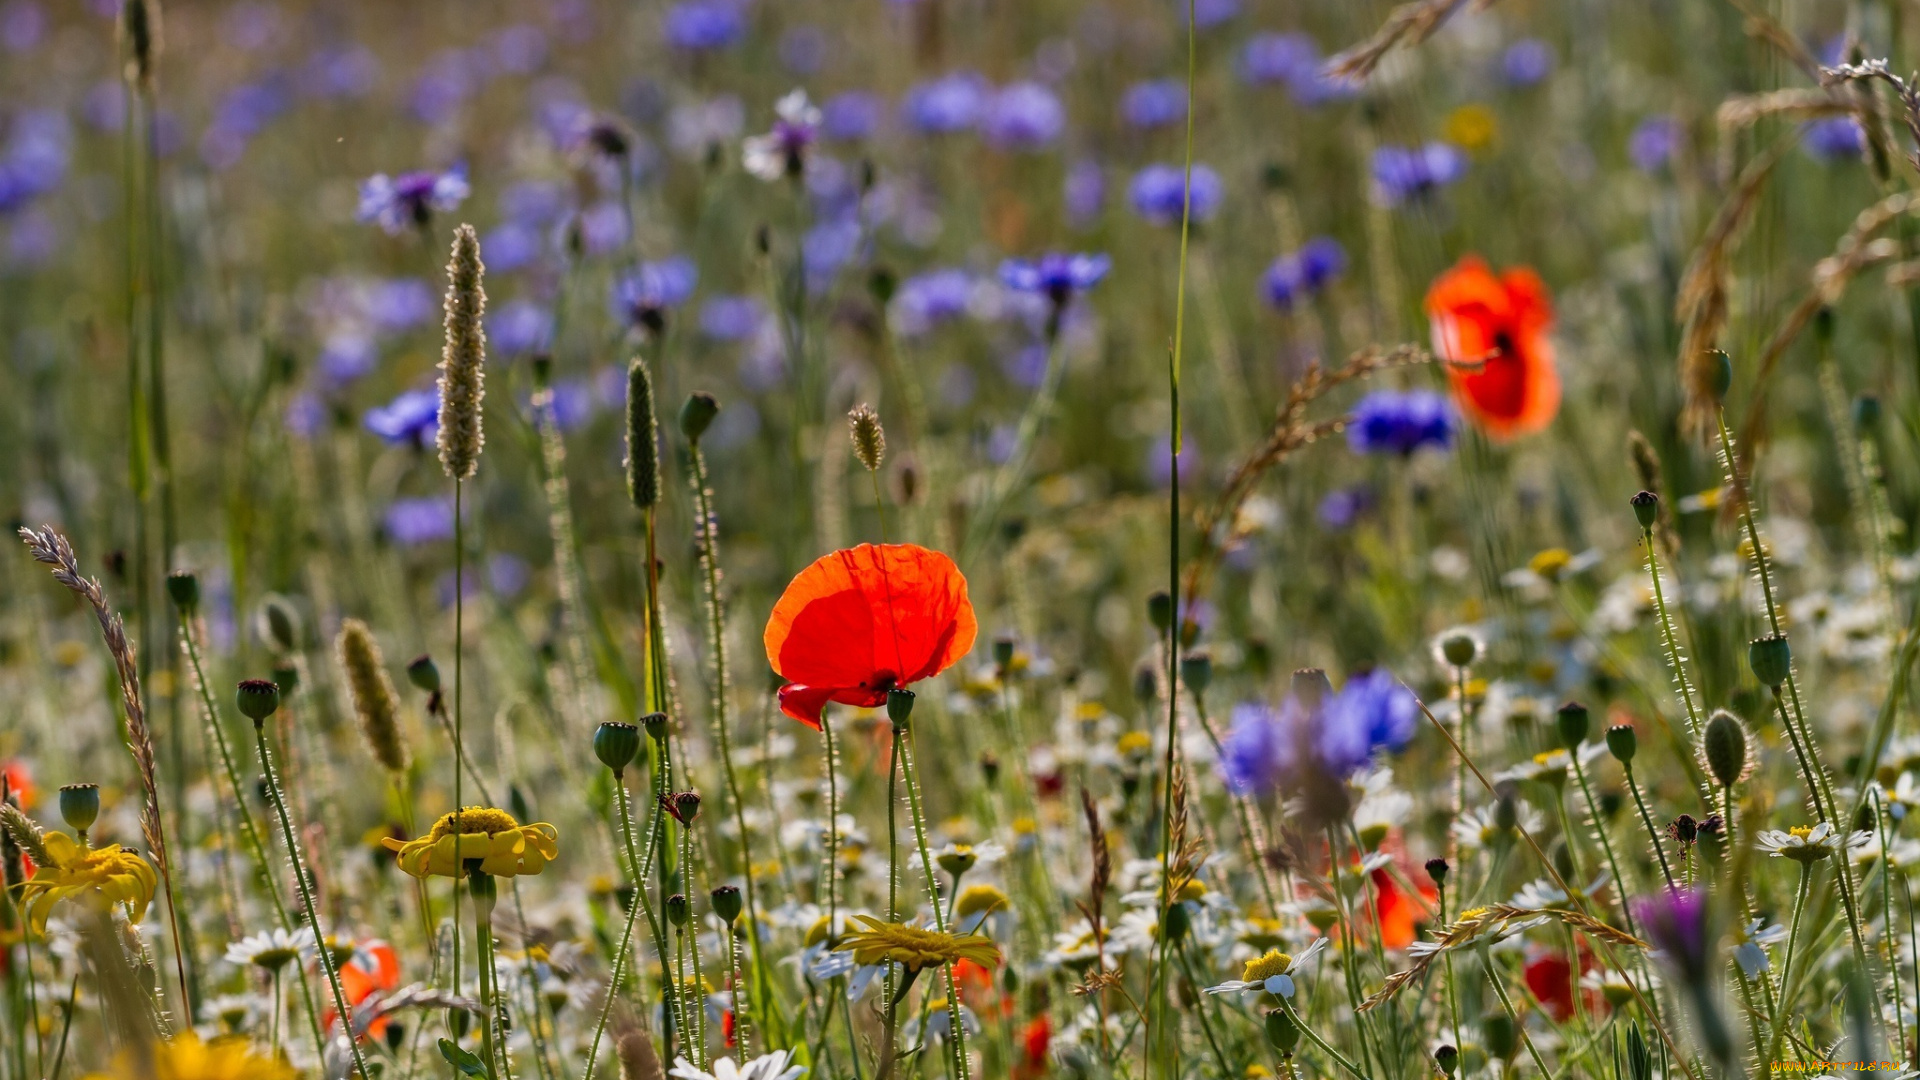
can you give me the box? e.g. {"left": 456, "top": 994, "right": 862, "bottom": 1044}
{"left": 1426, "top": 255, "right": 1559, "bottom": 440}
{"left": 2, "top": 760, "right": 35, "bottom": 811}
{"left": 1523, "top": 944, "right": 1596, "bottom": 1021}
{"left": 327, "top": 940, "right": 401, "bottom": 1041}
{"left": 764, "top": 544, "right": 977, "bottom": 729}
{"left": 1017, "top": 1014, "right": 1052, "bottom": 1079}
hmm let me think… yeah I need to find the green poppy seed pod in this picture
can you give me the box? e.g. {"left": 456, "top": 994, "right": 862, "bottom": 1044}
{"left": 59, "top": 783, "right": 100, "bottom": 833}
{"left": 1493, "top": 791, "right": 1519, "bottom": 832}
{"left": 625, "top": 358, "right": 662, "bottom": 509}
{"left": 1706, "top": 350, "right": 1733, "bottom": 402}
{"left": 1424, "top": 857, "right": 1449, "bottom": 887}
{"left": 1291, "top": 668, "right": 1334, "bottom": 710}
{"left": 1748, "top": 634, "right": 1791, "bottom": 689}
{"left": 642, "top": 712, "right": 669, "bottom": 743}
{"left": 406, "top": 654, "right": 441, "bottom": 695}
{"left": 165, "top": 570, "right": 199, "bottom": 614}
{"left": 1265, "top": 1009, "right": 1300, "bottom": 1054}
{"left": 1180, "top": 652, "right": 1213, "bottom": 695}
{"left": 271, "top": 664, "right": 299, "bottom": 697}
{"left": 337, "top": 619, "right": 409, "bottom": 773}
{"left": 257, "top": 595, "right": 300, "bottom": 653}
{"left": 1439, "top": 632, "right": 1478, "bottom": 669}
{"left": 710, "top": 884, "right": 742, "bottom": 924}
{"left": 992, "top": 636, "right": 1016, "bottom": 670}
{"left": 595, "top": 722, "right": 641, "bottom": 775}
{"left": 868, "top": 266, "right": 898, "bottom": 305}
{"left": 1481, "top": 1012, "right": 1518, "bottom": 1060}
{"left": 436, "top": 224, "right": 488, "bottom": 481}
{"left": 679, "top": 392, "right": 719, "bottom": 442}
{"left": 1630, "top": 490, "right": 1659, "bottom": 532}
{"left": 1556, "top": 701, "right": 1590, "bottom": 751}
{"left": 1434, "top": 1045, "right": 1460, "bottom": 1077}
{"left": 445, "top": 1007, "right": 472, "bottom": 1041}
{"left": 1702, "top": 709, "right": 1750, "bottom": 790}
{"left": 1552, "top": 839, "right": 1576, "bottom": 883}
{"left": 1162, "top": 899, "right": 1190, "bottom": 944}
{"left": 235, "top": 679, "right": 281, "bottom": 725}
{"left": 1132, "top": 663, "right": 1158, "bottom": 704}
{"left": 847, "top": 404, "right": 886, "bottom": 473}
{"left": 672, "top": 791, "right": 702, "bottom": 824}
{"left": 1145, "top": 590, "right": 1174, "bottom": 632}
{"left": 1854, "top": 394, "right": 1881, "bottom": 432}
{"left": 665, "top": 893, "right": 690, "bottom": 927}
{"left": 1606, "top": 723, "right": 1638, "bottom": 765}
{"left": 886, "top": 688, "right": 915, "bottom": 731}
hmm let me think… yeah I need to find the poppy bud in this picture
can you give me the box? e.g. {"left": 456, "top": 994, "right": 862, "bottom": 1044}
{"left": 666, "top": 893, "right": 690, "bottom": 927}
{"left": 236, "top": 679, "right": 281, "bottom": 725}
{"left": 1630, "top": 490, "right": 1659, "bottom": 532}
{"left": 1162, "top": 899, "right": 1190, "bottom": 944}
{"left": 992, "top": 636, "right": 1016, "bottom": 671}
{"left": 1854, "top": 394, "right": 1881, "bottom": 432}
{"left": 1435, "top": 1045, "right": 1459, "bottom": 1077}
{"left": 1748, "top": 634, "right": 1791, "bottom": 689}
{"left": 1180, "top": 652, "right": 1213, "bottom": 695}
{"left": 662, "top": 791, "right": 701, "bottom": 825}
{"left": 710, "top": 884, "right": 742, "bottom": 924}
{"left": 1265, "top": 1009, "right": 1300, "bottom": 1054}
{"left": 886, "top": 688, "right": 915, "bottom": 732}
{"left": 1494, "top": 792, "right": 1518, "bottom": 832}
{"left": 1556, "top": 701, "right": 1590, "bottom": 751}
{"left": 1132, "top": 663, "right": 1158, "bottom": 704}
{"left": 1706, "top": 350, "right": 1733, "bottom": 402}
{"left": 272, "top": 664, "right": 300, "bottom": 696}
{"left": 59, "top": 783, "right": 100, "bottom": 833}
{"left": 595, "top": 722, "right": 641, "bottom": 774}
{"left": 643, "top": 712, "right": 670, "bottom": 743}
{"left": 165, "top": 571, "right": 199, "bottom": 614}
{"left": 679, "top": 392, "right": 720, "bottom": 442}
{"left": 1145, "top": 590, "right": 1174, "bottom": 633}
{"left": 1481, "top": 1012, "right": 1517, "bottom": 1060}
{"left": 1702, "top": 709, "right": 1750, "bottom": 790}
{"left": 1424, "top": 857, "right": 1449, "bottom": 887}
{"left": 445, "top": 1008, "right": 472, "bottom": 1040}
{"left": 257, "top": 595, "right": 300, "bottom": 653}
{"left": 868, "top": 266, "right": 897, "bottom": 305}
{"left": 1439, "top": 632, "right": 1478, "bottom": 669}
{"left": 1606, "top": 723, "right": 1637, "bottom": 765}
{"left": 1291, "top": 668, "right": 1333, "bottom": 709}
{"left": 407, "top": 654, "right": 441, "bottom": 694}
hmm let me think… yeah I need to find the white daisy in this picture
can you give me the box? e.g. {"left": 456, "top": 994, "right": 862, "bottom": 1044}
{"left": 1200, "top": 937, "right": 1327, "bottom": 998}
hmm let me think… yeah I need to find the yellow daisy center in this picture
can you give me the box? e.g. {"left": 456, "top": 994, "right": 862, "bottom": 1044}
{"left": 427, "top": 806, "right": 521, "bottom": 839}
{"left": 955, "top": 884, "right": 1010, "bottom": 920}
{"left": 1788, "top": 826, "right": 1814, "bottom": 841}
{"left": 1241, "top": 949, "right": 1294, "bottom": 983}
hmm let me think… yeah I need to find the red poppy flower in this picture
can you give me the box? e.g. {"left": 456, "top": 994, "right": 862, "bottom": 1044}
{"left": 328, "top": 940, "right": 401, "bottom": 1040}
{"left": 1523, "top": 944, "right": 1596, "bottom": 1021}
{"left": 1425, "top": 255, "right": 1559, "bottom": 440}
{"left": 764, "top": 543, "right": 977, "bottom": 729}
{"left": 1368, "top": 867, "right": 1436, "bottom": 951}
{"left": 1017, "top": 1014, "right": 1052, "bottom": 1079}
{"left": 2, "top": 759, "right": 35, "bottom": 811}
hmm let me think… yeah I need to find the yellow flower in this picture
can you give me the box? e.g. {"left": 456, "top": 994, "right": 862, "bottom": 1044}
{"left": 380, "top": 806, "right": 558, "bottom": 879}
{"left": 955, "top": 883, "right": 1010, "bottom": 922}
{"left": 1444, "top": 104, "right": 1498, "bottom": 152}
{"left": 1528, "top": 548, "right": 1573, "bottom": 583}
{"left": 18, "top": 831, "right": 157, "bottom": 933}
{"left": 833, "top": 916, "right": 1001, "bottom": 974}
{"left": 85, "top": 1033, "right": 295, "bottom": 1080}
{"left": 1116, "top": 731, "right": 1152, "bottom": 758}
{"left": 1241, "top": 948, "right": 1295, "bottom": 983}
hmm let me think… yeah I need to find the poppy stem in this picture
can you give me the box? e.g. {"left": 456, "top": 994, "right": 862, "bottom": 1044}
{"left": 899, "top": 723, "right": 970, "bottom": 1080}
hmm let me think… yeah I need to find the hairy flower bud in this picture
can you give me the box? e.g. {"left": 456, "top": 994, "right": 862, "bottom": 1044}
{"left": 1701, "top": 709, "right": 1752, "bottom": 790}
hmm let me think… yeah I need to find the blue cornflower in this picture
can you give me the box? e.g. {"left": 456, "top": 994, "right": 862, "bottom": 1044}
{"left": 1219, "top": 701, "right": 1300, "bottom": 800}
{"left": 319, "top": 333, "right": 378, "bottom": 384}
{"left": 357, "top": 164, "right": 469, "bottom": 235}
{"left": 903, "top": 72, "right": 989, "bottom": 134}
{"left": 999, "top": 252, "right": 1111, "bottom": 307}
{"left": 363, "top": 389, "right": 440, "bottom": 446}
{"left": 0, "top": 109, "right": 68, "bottom": 213}
{"left": 1347, "top": 389, "right": 1455, "bottom": 456}
{"left": 983, "top": 82, "right": 1065, "bottom": 150}
{"left": 1065, "top": 159, "right": 1105, "bottom": 226}
{"left": 611, "top": 257, "right": 698, "bottom": 331}
{"left": 1629, "top": 116, "right": 1684, "bottom": 173}
{"left": 1185, "top": 0, "right": 1239, "bottom": 28}
{"left": 482, "top": 222, "right": 543, "bottom": 274}
{"left": 385, "top": 496, "right": 456, "bottom": 546}
{"left": 1317, "top": 669, "right": 1419, "bottom": 777}
{"left": 803, "top": 217, "right": 863, "bottom": 292}
{"left": 823, "top": 92, "right": 882, "bottom": 141}
{"left": 1240, "top": 33, "right": 1318, "bottom": 86}
{"left": 894, "top": 269, "right": 975, "bottom": 336}
{"left": 1370, "top": 143, "right": 1465, "bottom": 207}
{"left": 1317, "top": 487, "right": 1371, "bottom": 530}
{"left": 365, "top": 278, "right": 436, "bottom": 333}
{"left": 1261, "top": 236, "right": 1346, "bottom": 309}
{"left": 664, "top": 1, "right": 745, "bottom": 51}
{"left": 1129, "top": 163, "right": 1221, "bottom": 225}
{"left": 1802, "top": 116, "right": 1864, "bottom": 161}
{"left": 488, "top": 300, "right": 553, "bottom": 357}
{"left": 1121, "top": 79, "right": 1187, "bottom": 130}
{"left": 699, "top": 295, "right": 765, "bottom": 341}
{"left": 1501, "top": 39, "right": 1554, "bottom": 87}
{"left": 299, "top": 45, "right": 379, "bottom": 100}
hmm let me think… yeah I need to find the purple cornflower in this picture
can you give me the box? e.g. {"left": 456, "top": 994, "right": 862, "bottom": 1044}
{"left": 1501, "top": 39, "right": 1554, "bottom": 87}
{"left": 365, "top": 279, "right": 436, "bottom": 332}
{"left": 482, "top": 222, "right": 544, "bottom": 274}
{"left": 903, "top": 72, "right": 989, "bottom": 134}
{"left": 1065, "top": 159, "right": 1106, "bottom": 226}
{"left": 492, "top": 24, "right": 548, "bottom": 75}
{"left": 300, "top": 45, "right": 379, "bottom": 100}
{"left": 1347, "top": 389, "right": 1455, "bottom": 456}
{"left": 1632, "top": 886, "right": 1713, "bottom": 981}
{"left": 999, "top": 252, "right": 1111, "bottom": 310}
{"left": 1, "top": 2, "right": 46, "bottom": 52}
{"left": 1317, "top": 669, "right": 1419, "bottom": 776}
{"left": 1802, "top": 116, "right": 1864, "bottom": 161}
{"left": 409, "top": 50, "right": 483, "bottom": 125}
{"left": 611, "top": 257, "right": 698, "bottom": 332}
{"left": 0, "top": 109, "right": 68, "bottom": 213}
{"left": 1261, "top": 236, "right": 1346, "bottom": 309}
{"left": 357, "top": 165, "right": 470, "bottom": 235}
{"left": 1186, "top": 0, "right": 1239, "bottom": 28}
{"left": 664, "top": 1, "right": 745, "bottom": 51}
{"left": 385, "top": 496, "right": 456, "bottom": 546}
{"left": 1122, "top": 79, "right": 1187, "bottom": 129}
{"left": 894, "top": 269, "right": 975, "bottom": 336}
{"left": 501, "top": 180, "right": 567, "bottom": 226}
{"left": 363, "top": 389, "right": 440, "bottom": 447}
{"left": 488, "top": 300, "right": 553, "bottom": 357}
{"left": 1317, "top": 487, "right": 1372, "bottom": 530}
{"left": 1629, "top": 116, "right": 1684, "bottom": 173}
{"left": 284, "top": 392, "right": 327, "bottom": 439}
{"left": 699, "top": 295, "right": 765, "bottom": 341}
{"left": 1370, "top": 143, "right": 1466, "bottom": 207}
{"left": 1129, "top": 163, "right": 1222, "bottom": 225}
{"left": 803, "top": 217, "right": 863, "bottom": 291}
{"left": 319, "top": 333, "right": 378, "bottom": 384}
{"left": 823, "top": 92, "right": 882, "bottom": 141}
{"left": 1219, "top": 700, "right": 1302, "bottom": 798}
{"left": 983, "top": 82, "right": 1065, "bottom": 150}
{"left": 743, "top": 90, "right": 822, "bottom": 181}
{"left": 780, "top": 26, "right": 828, "bottom": 74}
{"left": 1241, "top": 33, "right": 1318, "bottom": 86}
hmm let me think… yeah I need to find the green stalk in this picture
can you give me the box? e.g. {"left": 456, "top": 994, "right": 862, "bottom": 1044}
{"left": 581, "top": 768, "right": 667, "bottom": 1080}
{"left": 452, "top": 477, "right": 466, "bottom": 1014}
{"left": 899, "top": 724, "right": 969, "bottom": 1080}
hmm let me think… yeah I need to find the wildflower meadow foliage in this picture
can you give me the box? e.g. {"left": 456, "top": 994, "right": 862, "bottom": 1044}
{"left": 5, "top": 2, "right": 1920, "bottom": 1080}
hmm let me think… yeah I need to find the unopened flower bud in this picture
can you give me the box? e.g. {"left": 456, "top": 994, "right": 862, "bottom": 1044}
{"left": 666, "top": 893, "right": 690, "bottom": 927}
{"left": 165, "top": 571, "right": 199, "bottom": 614}
{"left": 679, "top": 392, "right": 719, "bottom": 442}
{"left": 1748, "top": 634, "right": 1791, "bottom": 690}
{"left": 1606, "top": 723, "right": 1638, "bottom": 765}
{"left": 1424, "top": 857, "right": 1449, "bottom": 887}
{"left": 710, "top": 884, "right": 743, "bottom": 924}
{"left": 1702, "top": 709, "right": 1751, "bottom": 790}
{"left": 1556, "top": 701, "right": 1590, "bottom": 751}
{"left": 59, "top": 783, "right": 100, "bottom": 833}
{"left": 1265, "top": 1009, "right": 1300, "bottom": 1054}
{"left": 1630, "top": 490, "right": 1659, "bottom": 532}
{"left": 236, "top": 679, "right": 281, "bottom": 725}
{"left": 886, "top": 688, "right": 915, "bottom": 731}
{"left": 1145, "top": 590, "right": 1174, "bottom": 632}
{"left": 595, "top": 722, "right": 641, "bottom": 774}
{"left": 407, "top": 654, "right": 441, "bottom": 694}
{"left": 1439, "top": 632, "right": 1478, "bottom": 669}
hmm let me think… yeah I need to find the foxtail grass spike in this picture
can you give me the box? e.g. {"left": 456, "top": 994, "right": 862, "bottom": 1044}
{"left": 625, "top": 357, "right": 661, "bottom": 509}
{"left": 437, "top": 223, "right": 488, "bottom": 481}
{"left": 848, "top": 403, "right": 886, "bottom": 473}
{"left": 337, "top": 618, "right": 409, "bottom": 774}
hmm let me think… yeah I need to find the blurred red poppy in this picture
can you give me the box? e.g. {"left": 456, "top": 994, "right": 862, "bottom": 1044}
{"left": 2, "top": 760, "right": 35, "bottom": 811}
{"left": 764, "top": 543, "right": 977, "bottom": 729}
{"left": 1369, "top": 867, "right": 1436, "bottom": 951}
{"left": 1426, "top": 255, "right": 1559, "bottom": 440}
{"left": 1017, "top": 1014, "right": 1052, "bottom": 1079}
{"left": 328, "top": 940, "right": 401, "bottom": 1041}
